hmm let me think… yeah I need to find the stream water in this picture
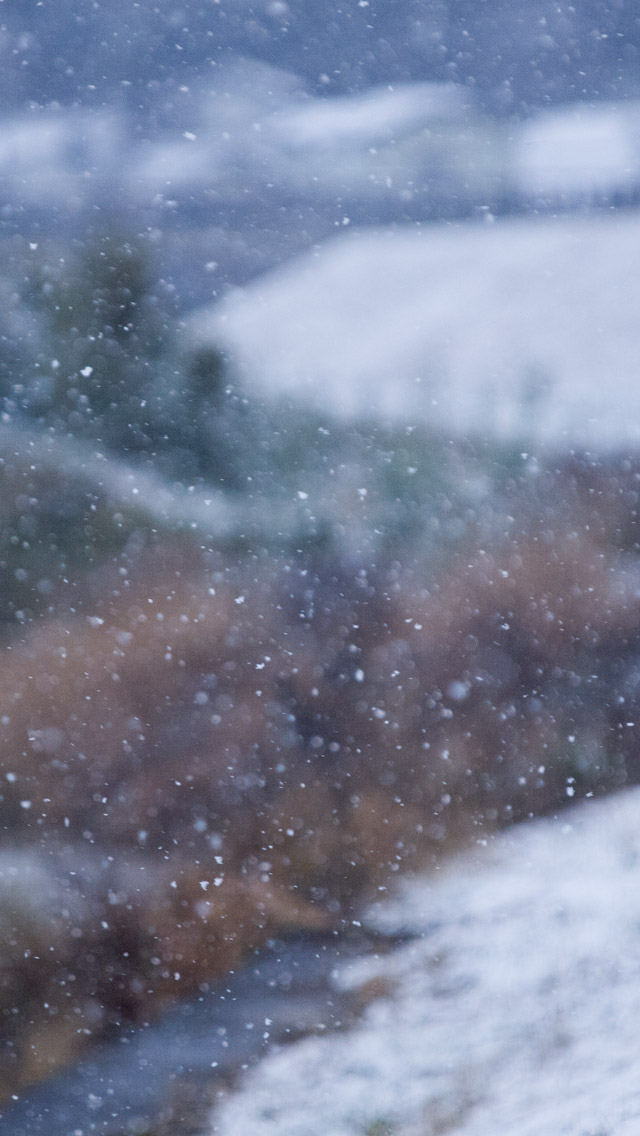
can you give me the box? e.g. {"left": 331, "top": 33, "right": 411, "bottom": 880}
{"left": 0, "top": 930, "right": 399, "bottom": 1136}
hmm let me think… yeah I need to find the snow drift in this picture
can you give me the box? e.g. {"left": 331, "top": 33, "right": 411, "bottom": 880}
{"left": 213, "top": 787, "right": 640, "bottom": 1136}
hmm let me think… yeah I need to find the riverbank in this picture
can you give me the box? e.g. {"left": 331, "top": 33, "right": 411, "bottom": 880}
{"left": 212, "top": 787, "right": 640, "bottom": 1136}
{"left": 0, "top": 929, "right": 401, "bottom": 1136}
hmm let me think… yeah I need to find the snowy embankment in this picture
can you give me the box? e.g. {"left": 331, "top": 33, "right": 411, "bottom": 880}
{"left": 0, "top": 423, "right": 315, "bottom": 548}
{"left": 192, "top": 210, "right": 640, "bottom": 447}
{"left": 212, "top": 788, "right": 640, "bottom": 1136}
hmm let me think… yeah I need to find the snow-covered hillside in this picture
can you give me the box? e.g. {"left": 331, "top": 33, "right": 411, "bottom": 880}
{"left": 191, "top": 210, "right": 640, "bottom": 447}
{"left": 212, "top": 788, "right": 640, "bottom": 1136}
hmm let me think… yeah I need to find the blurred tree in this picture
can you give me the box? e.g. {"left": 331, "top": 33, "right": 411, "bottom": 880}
{"left": 27, "top": 230, "right": 243, "bottom": 487}
{"left": 41, "top": 231, "right": 164, "bottom": 454}
{"left": 152, "top": 344, "right": 247, "bottom": 487}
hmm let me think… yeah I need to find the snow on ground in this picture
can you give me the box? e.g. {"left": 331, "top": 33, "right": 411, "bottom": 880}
{"left": 513, "top": 102, "right": 640, "bottom": 200}
{"left": 273, "top": 82, "right": 469, "bottom": 150}
{"left": 130, "top": 74, "right": 489, "bottom": 213}
{"left": 0, "top": 109, "right": 123, "bottom": 208}
{"left": 192, "top": 210, "right": 640, "bottom": 448}
{"left": 211, "top": 788, "right": 640, "bottom": 1136}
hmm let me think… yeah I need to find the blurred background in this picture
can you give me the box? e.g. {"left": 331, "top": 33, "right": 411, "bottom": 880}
{"left": 2, "top": 0, "right": 640, "bottom": 464}
{"left": 1, "top": 1, "right": 640, "bottom": 609}
{"left": 3, "top": 2, "right": 640, "bottom": 1133}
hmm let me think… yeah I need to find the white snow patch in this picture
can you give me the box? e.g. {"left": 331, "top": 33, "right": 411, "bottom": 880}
{"left": 212, "top": 788, "right": 640, "bottom": 1136}
{"left": 191, "top": 211, "right": 640, "bottom": 448}
{"left": 274, "top": 82, "right": 469, "bottom": 150}
{"left": 514, "top": 102, "right": 640, "bottom": 199}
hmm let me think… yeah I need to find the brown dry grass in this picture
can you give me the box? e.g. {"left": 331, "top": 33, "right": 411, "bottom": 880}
{"left": 2, "top": 455, "right": 640, "bottom": 1088}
